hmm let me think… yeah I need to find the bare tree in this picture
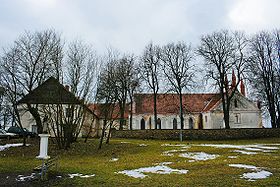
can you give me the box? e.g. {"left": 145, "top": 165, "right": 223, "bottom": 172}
{"left": 39, "top": 40, "right": 101, "bottom": 149}
{"left": 139, "top": 43, "right": 161, "bottom": 129}
{"left": 0, "top": 30, "right": 63, "bottom": 134}
{"left": 160, "top": 42, "right": 195, "bottom": 140}
{"left": 64, "top": 40, "right": 101, "bottom": 141}
{"left": 114, "top": 55, "right": 136, "bottom": 130}
{"left": 96, "top": 59, "right": 118, "bottom": 149}
{"left": 197, "top": 30, "right": 248, "bottom": 129}
{"left": 247, "top": 30, "right": 280, "bottom": 128}
{"left": 128, "top": 77, "right": 140, "bottom": 130}
{"left": 65, "top": 40, "right": 100, "bottom": 102}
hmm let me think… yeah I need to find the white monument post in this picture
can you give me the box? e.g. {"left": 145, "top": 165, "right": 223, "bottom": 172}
{"left": 37, "top": 134, "right": 50, "bottom": 179}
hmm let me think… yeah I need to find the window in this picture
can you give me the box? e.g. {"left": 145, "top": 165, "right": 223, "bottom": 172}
{"left": 205, "top": 116, "right": 208, "bottom": 123}
{"left": 189, "top": 118, "right": 194, "bottom": 129}
{"left": 140, "top": 118, "right": 145, "bottom": 130}
{"left": 234, "top": 113, "right": 241, "bottom": 124}
{"left": 157, "top": 118, "right": 161, "bottom": 129}
{"left": 173, "top": 118, "right": 177, "bottom": 130}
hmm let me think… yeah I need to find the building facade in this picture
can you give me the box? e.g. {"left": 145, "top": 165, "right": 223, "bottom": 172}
{"left": 131, "top": 91, "right": 262, "bottom": 130}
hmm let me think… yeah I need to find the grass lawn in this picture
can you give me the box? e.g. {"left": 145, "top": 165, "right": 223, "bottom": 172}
{"left": 0, "top": 137, "right": 280, "bottom": 186}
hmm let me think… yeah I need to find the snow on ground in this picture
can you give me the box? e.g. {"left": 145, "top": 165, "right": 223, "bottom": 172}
{"left": 162, "top": 149, "right": 189, "bottom": 157}
{"left": 16, "top": 173, "right": 36, "bottom": 182}
{"left": 68, "top": 173, "right": 95, "bottom": 178}
{"left": 0, "top": 143, "right": 29, "bottom": 152}
{"left": 117, "top": 164, "right": 188, "bottom": 179}
{"left": 229, "top": 164, "right": 272, "bottom": 181}
{"left": 110, "top": 158, "right": 119, "bottom": 162}
{"left": 139, "top": 144, "right": 148, "bottom": 147}
{"left": 242, "top": 170, "right": 272, "bottom": 181}
{"left": 120, "top": 142, "right": 130, "bottom": 144}
{"left": 228, "top": 156, "right": 238, "bottom": 159}
{"left": 229, "top": 164, "right": 259, "bottom": 170}
{"left": 232, "top": 150, "right": 258, "bottom": 155}
{"left": 197, "top": 144, "right": 279, "bottom": 154}
{"left": 179, "top": 152, "right": 218, "bottom": 162}
{"left": 161, "top": 144, "right": 190, "bottom": 148}
{"left": 154, "top": 162, "right": 173, "bottom": 166}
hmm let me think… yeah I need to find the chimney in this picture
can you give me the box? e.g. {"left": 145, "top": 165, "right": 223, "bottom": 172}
{"left": 240, "top": 79, "right": 246, "bottom": 96}
{"left": 65, "top": 85, "right": 70, "bottom": 91}
{"left": 231, "top": 69, "right": 236, "bottom": 88}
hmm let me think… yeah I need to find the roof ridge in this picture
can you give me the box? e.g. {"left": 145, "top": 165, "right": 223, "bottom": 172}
{"left": 134, "top": 92, "right": 219, "bottom": 95}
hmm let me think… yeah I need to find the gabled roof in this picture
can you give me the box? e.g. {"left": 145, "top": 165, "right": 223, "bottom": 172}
{"left": 18, "top": 77, "right": 82, "bottom": 104}
{"left": 134, "top": 93, "right": 221, "bottom": 115}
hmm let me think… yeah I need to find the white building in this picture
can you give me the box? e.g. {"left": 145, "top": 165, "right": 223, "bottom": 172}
{"left": 131, "top": 89, "right": 262, "bottom": 130}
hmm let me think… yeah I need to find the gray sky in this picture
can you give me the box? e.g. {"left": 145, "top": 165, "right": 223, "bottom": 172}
{"left": 0, "top": 0, "right": 280, "bottom": 54}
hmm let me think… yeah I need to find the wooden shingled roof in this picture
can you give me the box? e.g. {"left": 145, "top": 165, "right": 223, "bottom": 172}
{"left": 18, "top": 77, "right": 81, "bottom": 104}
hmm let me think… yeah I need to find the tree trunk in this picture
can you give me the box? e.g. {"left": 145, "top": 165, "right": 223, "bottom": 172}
{"left": 22, "top": 135, "right": 27, "bottom": 147}
{"left": 179, "top": 92, "right": 184, "bottom": 130}
{"left": 223, "top": 109, "right": 230, "bottom": 129}
{"left": 106, "top": 121, "right": 113, "bottom": 144}
{"left": 27, "top": 104, "right": 43, "bottom": 134}
{"left": 153, "top": 93, "right": 158, "bottom": 129}
{"left": 220, "top": 87, "right": 230, "bottom": 129}
{"left": 119, "top": 101, "right": 125, "bottom": 130}
{"left": 179, "top": 91, "right": 184, "bottom": 141}
{"left": 98, "top": 120, "right": 107, "bottom": 149}
{"left": 129, "top": 97, "right": 133, "bottom": 130}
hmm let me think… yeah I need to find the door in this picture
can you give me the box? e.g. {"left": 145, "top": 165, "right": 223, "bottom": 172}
{"left": 140, "top": 118, "right": 145, "bottom": 130}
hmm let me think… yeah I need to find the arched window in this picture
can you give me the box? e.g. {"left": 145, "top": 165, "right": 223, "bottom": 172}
{"left": 173, "top": 118, "right": 177, "bottom": 129}
{"left": 140, "top": 118, "right": 145, "bottom": 130}
{"left": 157, "top": 118, "right": 161, "bottom": 129}
{"left": 189, "top": 118, "right": 194, "bottom": 129}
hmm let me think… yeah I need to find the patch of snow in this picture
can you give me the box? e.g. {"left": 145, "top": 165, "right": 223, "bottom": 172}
{"left": 155, "top": 162, "right": 173, "bottom": 166}
{"left": 249, "top": 145, "right": 279, "bottom": 150}
{"left": 263, "top": 143, "right": 280, "bottom": 146}
{"left": 117, "top": 165, "right": 188, "bottom": 179}
{"left": 229, "top": 164, "right": 259, "bottom": 170}
{"left": 0, "top": 143, "right": 29, "bottom": 152}
{"left": 162, "top": 152, "right": 174, "bottom": 157}
{"left": 162, "top": 149, "right": 188, "bottom": 156}
{"left": 69, "top": 173, "right": 95, "bottom": 178}
{"left": 229, "top": 163, "right": 273, "bottom": 181}
{"left": 233, "top": 150, "right": 257, "bottom": 155}
{"left": 16, "top": 173, "right": 36, "bottom": 182}
{"left": 228, "top": 156, "right": 238, "bottom": 159}
{"left": 197, "top": 144, "right": 279, "bottom": 154}
{"left": 179, "top": 152, "right": 218, "bottom": 161}
{"left": 118, "top": 170, "right": 147, "bottom": 179}
{"left": 242, "top": 170, "right": 272, "bottom": 181}
{"left": 139, "top": 144, "right": 148, "bottom": 147}
{"left": 110, "top": 158, "right": 119, "bottom": 162}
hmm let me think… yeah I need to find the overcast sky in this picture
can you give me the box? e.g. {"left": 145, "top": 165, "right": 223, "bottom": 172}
{"left": 0, "top": 0, "right": 280, "bottom": 54}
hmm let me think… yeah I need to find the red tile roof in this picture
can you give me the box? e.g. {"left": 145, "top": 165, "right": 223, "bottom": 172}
{"left": 88, "top": 103, "right": 129, "bottom": 119}
{"left": 134, "top": 93, "right": 221, "bottom": 115}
